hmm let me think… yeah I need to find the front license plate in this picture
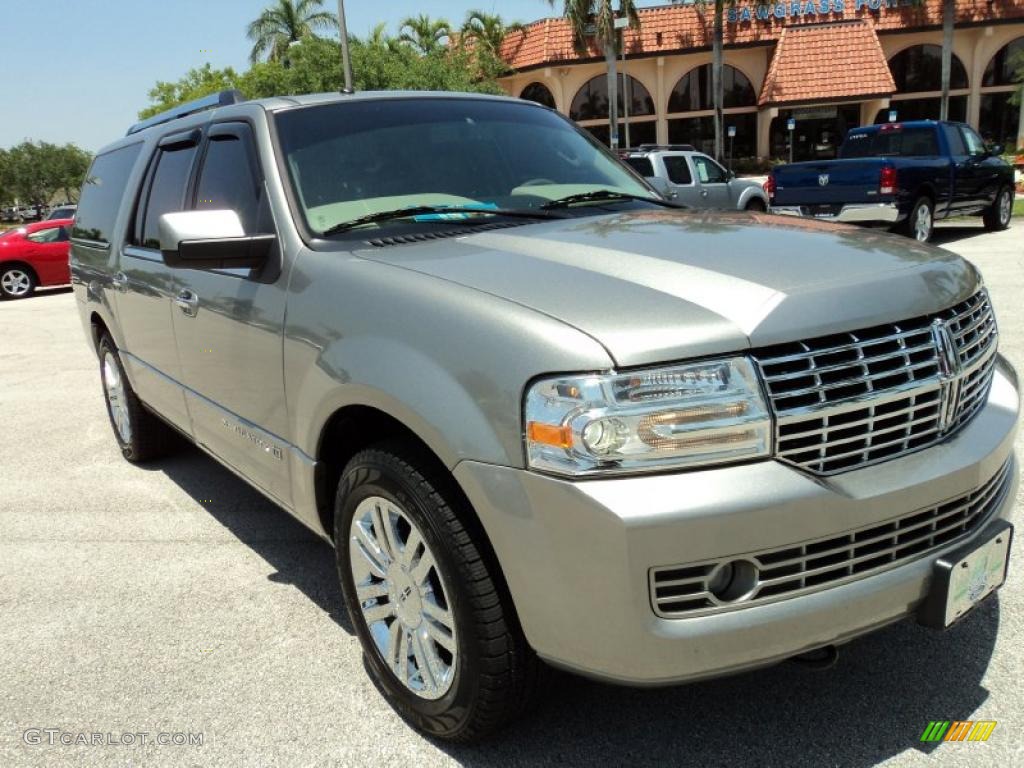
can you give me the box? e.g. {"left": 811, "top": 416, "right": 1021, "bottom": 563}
{"left": 918, "top": 521, "right": 1012, "bottom": 629}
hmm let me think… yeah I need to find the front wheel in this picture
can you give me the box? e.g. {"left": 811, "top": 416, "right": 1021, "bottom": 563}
{"left": 899, "top": 197, "right": 933, "bottom": 243}
{"left": 335, "top": 443, "right": 541, "bottom": 742}
{"left": 983, "top": 186, "right": 1013, "bottom": 232}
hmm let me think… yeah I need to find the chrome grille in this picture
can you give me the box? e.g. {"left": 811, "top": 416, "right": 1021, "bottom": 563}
{"left": 753, "top": 291, "right": 997, "bottom": 475}
{"left": 650, "top": 459, "right": 1011, "bottom": 618}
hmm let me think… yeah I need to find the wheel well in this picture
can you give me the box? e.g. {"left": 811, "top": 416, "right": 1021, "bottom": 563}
{"left": 1, "top": 261, "right": 39, "bottom": 282}
{"left": 315, "top": 405, "right": 455, "bottom": 541}
{"left": 89, "top": 312, "right": 111, "bottom": 353}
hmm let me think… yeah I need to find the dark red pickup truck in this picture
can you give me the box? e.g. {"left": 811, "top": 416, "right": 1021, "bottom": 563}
{"left": 767, "top": 120, "right": 1015, "bottom": 242}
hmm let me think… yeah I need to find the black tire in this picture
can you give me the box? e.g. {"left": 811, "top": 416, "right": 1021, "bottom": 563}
{"left": 898, "top": 196, "right": 934, "bottom": 243}
{"left": 0, "top": 264, "right": 37, "bottom": 299}
{"left": 97, "top": 334, "right": 178, "bottom": 462}
{"left": 744, "top": 198, "right": 766, "bottom": 212}
{"left": 983, "top": 186, "right": 1014, "bottom": 232}
{"left": 334, "top": 442, "right": 542, "bottom": 742}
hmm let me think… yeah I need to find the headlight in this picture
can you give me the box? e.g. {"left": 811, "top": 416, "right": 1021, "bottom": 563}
{"left": 524, "top": 357, "right": 771, "bottom": 476}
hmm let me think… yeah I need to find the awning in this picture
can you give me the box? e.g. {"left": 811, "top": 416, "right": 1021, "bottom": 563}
{"left": 759, "top": 21, "right": 895, "bottom": 107}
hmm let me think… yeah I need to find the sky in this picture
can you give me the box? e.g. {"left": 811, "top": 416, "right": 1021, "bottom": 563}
{"left": 0, "top": 0, "right": 674, "bottom": 152}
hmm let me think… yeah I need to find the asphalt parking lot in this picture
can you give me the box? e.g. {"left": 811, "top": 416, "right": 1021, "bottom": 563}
{"left": 1, "top": 220, "right": 1022, "bottom": 767}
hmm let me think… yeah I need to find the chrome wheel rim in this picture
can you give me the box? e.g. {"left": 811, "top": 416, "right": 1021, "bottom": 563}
{"left": 1, "top": 269, "right": 31, "bottom": 296}
{"left": 102, "top": 352, "right": 132, "bottom": 443}
{"left": 999, "top": 190, "right": 1012, "bottom": 226}
{"left": 914, "top": 203, "right": 932, "bottom": 241}
{"left": 349, "top": 496, "right": 457, "bottom": 700}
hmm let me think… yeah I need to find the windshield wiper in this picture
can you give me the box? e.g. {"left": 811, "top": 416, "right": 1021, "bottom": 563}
{"left": 321, "top": 205, "right": 565, "bottom": 236}
{"left": 540, "top": 189, "right": 681, "bottom": 210}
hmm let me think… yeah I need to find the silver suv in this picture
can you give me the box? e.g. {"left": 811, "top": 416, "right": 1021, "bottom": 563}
{"left": 620, "top": 145, "right": 769, "bottom": 210}
{"left": 71, "top": 90, "right": 1017, "bottom": 742}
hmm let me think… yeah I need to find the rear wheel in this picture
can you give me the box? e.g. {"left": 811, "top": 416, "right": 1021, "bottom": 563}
{"left": 983, "top": 186, "right": 1013, "bottom": 232}
{"left": 0, "top": 265, "right": 36, "bottom": 299}
{"left": 97, "top": 334, "right": 178, "bottom": 462}
{"left": 899, "top": 196, "right": 933, "bottom": 243}
{"left": 744, "top": 198, "right": 766, "bottom": 212}
{"left": 335, "top": 443, "right": 542, "bottom": 742}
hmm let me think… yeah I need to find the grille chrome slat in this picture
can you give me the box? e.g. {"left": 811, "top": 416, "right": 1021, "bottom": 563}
{"left": 753, "top": 290, "right": 998, "bottom": 475}
{"left": 650, "top": 460, "right": 1012, "bottom": 618}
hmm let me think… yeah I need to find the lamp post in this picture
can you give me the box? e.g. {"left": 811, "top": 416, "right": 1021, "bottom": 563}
{"left": 337, "top": 0, "right": 354, "bottom": 93}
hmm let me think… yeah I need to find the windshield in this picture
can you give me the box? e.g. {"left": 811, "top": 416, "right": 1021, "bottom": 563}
{"left": 274, "top": 97, "right": 655, "bottom": 236}
{"left": 839, "top": 127, "right": 940, "bottom": 159}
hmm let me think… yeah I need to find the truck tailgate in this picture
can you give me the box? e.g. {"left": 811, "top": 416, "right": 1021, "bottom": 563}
{"left": 772, "top": 158, "right": 885, "bottom": 206}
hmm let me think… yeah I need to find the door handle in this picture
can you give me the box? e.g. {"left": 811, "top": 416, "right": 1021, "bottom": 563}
{"left": 701, "top": 189, "right": 709, "bottom": 197}
{"left": 111, "top": 272, "right": 128, "bottom": 292}
{"left": 175, "top": 289, "right": 199, "bottom": 317}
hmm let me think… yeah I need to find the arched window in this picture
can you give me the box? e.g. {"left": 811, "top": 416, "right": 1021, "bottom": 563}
{"left": 520, "top": 82, "right": 556, "bottom": 109}
{"left": 666, "top": 64, "right": 758, "bottom": 159}
{"left": 569, "top": 74, "right": 656, "bottom": 148}
{"left": 878, "top": 44, "right": 969, "bottom": 124}
{"left": 980, "top": 37, "right": 1023, "bottom": 146}
{"left": 668, "top": 64, "right": 756, "bottom": 113}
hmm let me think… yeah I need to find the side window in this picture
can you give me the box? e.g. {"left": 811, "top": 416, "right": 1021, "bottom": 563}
{"left": 194, "top": 130, "right": 263, "bottom": 234}
{"left": 693, "top": 155, "right": 727, "bottom": 184}
{"left": 663, "top": 156, "right": 693, "bottom": 185}
{"left": 26, "top": 227, "right": 62, "bottom": 244}
{"left": 943, "top": 124, "right": 967, "bottom": 156}
{"left": 960, "top": 126, "right": 987, "bottom": 157}
{"left": 139, "top": 143, "right": 199, "bottom": 249}
{"left": 72, "top": 143, "right": 143, "bottom": 246}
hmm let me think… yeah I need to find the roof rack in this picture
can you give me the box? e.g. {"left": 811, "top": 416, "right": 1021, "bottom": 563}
{"left": 632, "top": 143, "right": 696, "bottom": 152}
{"left": 126, "top": 90, "right": 246, "bottom": 136}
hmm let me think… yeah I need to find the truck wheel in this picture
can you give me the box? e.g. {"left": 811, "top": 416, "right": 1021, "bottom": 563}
{"left": 334, "top": 443, "right": 542, "bottom": 742}
{"left": 901, "top": 197, "right": 933, "bottom": 243}
{"left": 0, "top": 265, "right": 37, "bottom": 299}
{"left": 745, "top": 199, "right": 766, "bottom": 212}
{"left": 97, "top": 334, "right": 179, "bottom": 462}
{"left": 983, "top": 186, "right": 1013, "bottom": 232}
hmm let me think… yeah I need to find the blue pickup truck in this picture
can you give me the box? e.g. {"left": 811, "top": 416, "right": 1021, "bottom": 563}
{"left": 767, "top": 121, "right": 1015, "bottom": 242}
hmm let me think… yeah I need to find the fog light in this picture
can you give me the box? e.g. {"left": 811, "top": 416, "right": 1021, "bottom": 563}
{"left": 707, "top": 559, "right": 759, "bottom": 603}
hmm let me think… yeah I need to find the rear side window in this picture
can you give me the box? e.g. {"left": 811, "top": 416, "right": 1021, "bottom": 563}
{"left": 72, "top": 143, "right": 143, "bottom": 246}
{"left": 663, "top": 156, "right": 693, "bottom": 184}
{"left": 140, "top": 144, "right": 198, "bottom": 249}
{"left": 622, "top": 156, "right": 655, "bottom": 178}
{"left": 195, "top": 133, "right": 261, "bottom": 234}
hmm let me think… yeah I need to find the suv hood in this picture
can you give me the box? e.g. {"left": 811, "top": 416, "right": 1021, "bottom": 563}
{"left": 360, "top": 210, "right": 978, "bottom": 367}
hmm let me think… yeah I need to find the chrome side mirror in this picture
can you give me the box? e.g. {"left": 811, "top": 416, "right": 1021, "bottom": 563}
{"left": 159, "top": 210, "right": 274, "bottom": 270}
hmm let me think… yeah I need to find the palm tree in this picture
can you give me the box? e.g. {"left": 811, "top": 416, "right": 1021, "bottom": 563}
{"left": 246, "top": 0, "right": 338, "bottom": 64}
{"left": 399, "top": 14, "right": 451, "bottom": 56}
{"left": 461, "top": 10, "right": 525, "bottom": 58}
{"left": 368, "top": 22, "right": 403, "bottom": 54}
{"left": 939, "top": 0, "right": 955, "bottom": 121}
{"left": 549, "top": 1, "right": 640, "bottom": 148}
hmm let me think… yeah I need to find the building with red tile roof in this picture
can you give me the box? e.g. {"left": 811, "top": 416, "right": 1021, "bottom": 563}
{"left": 498, "top": 0, "right": 1024, "bottom": 160}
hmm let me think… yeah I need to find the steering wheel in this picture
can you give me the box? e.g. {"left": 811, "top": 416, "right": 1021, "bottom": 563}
{"left": 519, "top": 178, "right": 557, "bottom": 187}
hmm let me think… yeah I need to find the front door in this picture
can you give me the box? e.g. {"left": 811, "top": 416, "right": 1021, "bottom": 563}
{"left": 168, "top": 122, "right": 291, "bottom": 505}
{"left": 22, "top": 223, "right": 70, "bottom": 285}
{"left": 691, "top": 154, "right": 732, "bottom": 209}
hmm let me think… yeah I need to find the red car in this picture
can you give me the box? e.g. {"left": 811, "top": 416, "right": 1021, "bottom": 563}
{"left": 0, "top": 218, "right": 73, "bottom": 299}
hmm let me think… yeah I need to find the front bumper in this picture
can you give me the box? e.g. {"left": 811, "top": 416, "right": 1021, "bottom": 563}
{"left": 770, "top": 202, "right": 901, "bottom": 225}
{"left": 454, "top": 356, "right": 1019, "bottom": 685}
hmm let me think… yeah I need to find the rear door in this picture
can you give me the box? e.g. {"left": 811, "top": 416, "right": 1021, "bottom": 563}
{"left": 942, "top": 123, "right": 972, "bottom": 214}
{"left": 113, "top": 131, "right": 201, "bottom": 433}
{"left": 690, "top": 154, "right": 732, "bottom": 208}
{"left": 662, "top": 154, "right": 700, "bottom": 206}
{"left": 168, "top": 122, "right": 291, "bottom": 505}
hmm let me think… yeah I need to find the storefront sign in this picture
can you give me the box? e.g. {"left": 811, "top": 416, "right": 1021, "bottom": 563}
{"left": 792, "top": 107, "right": 839, "bottom": 121}
{"left": 728, "top": 0, "right": 912, "bottom": 24}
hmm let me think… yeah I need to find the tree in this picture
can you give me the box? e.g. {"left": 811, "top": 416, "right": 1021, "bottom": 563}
{"left": 246, "top": 0, "right": 338, "bottom": 64}
{"left": 461, "top": 10, "right": 524, "bottom": 58}
{"left": 0, "top": 142, "right": 91, "bottom": 205}
{"left": 139, "top": 64, "right": 242, "bottom": 120}
{"left": 939, "top": 0, "right": 954, "bottom": 121}
{"left": 399, "top": 14, "right": 451, "bottom": 56}
{"left": 549, "top": 1, "right": 639, "bottom": 148}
